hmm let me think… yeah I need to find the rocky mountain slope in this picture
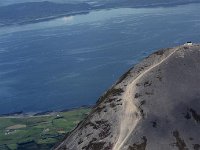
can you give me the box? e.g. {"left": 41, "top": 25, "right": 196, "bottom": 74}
{"left": 55, "top": 44, "right": 200, "bottom": 150}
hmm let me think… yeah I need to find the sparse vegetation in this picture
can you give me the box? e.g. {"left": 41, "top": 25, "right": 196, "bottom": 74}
{"left": 189, "top": 108, "right": 200, "bottom": 123}
{"left": 135, "top": 93, "right": 142, "bottom": 98}
{"left": 153, "top": 49, "right": 165, "bottom": 55}
{"left": 173, "top": 130, "right": 188, "bottom": 150}
{"left": 144, "top": 81, "right": 152, "bottom": 87}
{"left": 128, "top": 136, "right": 147, "bottom": 150}
{"left": 97, "top": 88, "right": 124, "bottom": 105}
{"left": 116, "top": 67, "right": 133, "bottom": 84}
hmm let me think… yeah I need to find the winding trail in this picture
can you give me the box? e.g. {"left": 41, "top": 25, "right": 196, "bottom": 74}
{"left": 113, "top": 47, "right": 179, "bottom": 150}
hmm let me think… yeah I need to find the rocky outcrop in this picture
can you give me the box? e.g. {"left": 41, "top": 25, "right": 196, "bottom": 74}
{"left": 55, "top": 44, "right": 200, "bottom": 150}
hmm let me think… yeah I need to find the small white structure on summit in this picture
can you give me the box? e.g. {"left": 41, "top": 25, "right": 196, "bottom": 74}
{"left": 184, "top": 41, "right": 193, "bottom": 46}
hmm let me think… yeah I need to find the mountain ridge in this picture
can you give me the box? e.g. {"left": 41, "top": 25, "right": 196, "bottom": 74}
{"left": 55, "top": 44, "right": 200, "bottom": 150}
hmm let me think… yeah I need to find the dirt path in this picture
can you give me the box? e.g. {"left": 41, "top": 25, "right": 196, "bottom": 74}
{"left": 113, "top": 47, "right": 179, "bottom": 150}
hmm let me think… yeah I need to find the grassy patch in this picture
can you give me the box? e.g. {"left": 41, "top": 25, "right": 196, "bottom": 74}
{"left": 0, "top": 108, "right": 90, "bottom": 150}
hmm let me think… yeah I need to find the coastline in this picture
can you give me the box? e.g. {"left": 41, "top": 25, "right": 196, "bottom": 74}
{"left": 0, "top": 105, "right": 93, "bottom": 118}
{"left": 1, "top": 0, "right": 200, "bottom": 27}
{"left": 0, "top": 107, "right": 91, "bottom": 150}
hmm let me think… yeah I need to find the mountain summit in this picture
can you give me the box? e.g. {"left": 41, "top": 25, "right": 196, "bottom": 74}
{"left": 55, "top": 44, "right": 200, "bottom": 150}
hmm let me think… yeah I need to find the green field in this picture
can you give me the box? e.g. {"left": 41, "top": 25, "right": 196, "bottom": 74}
{"left": 0, "top": 108, "right": 91, "bottom": 150}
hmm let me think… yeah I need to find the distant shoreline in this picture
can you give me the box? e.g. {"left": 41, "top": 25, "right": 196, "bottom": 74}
{"left": 0, "top": 105, "right": 93, "bottom": 118}
{"left": 1, "top": 0, "right": 200, "bottom": 27}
